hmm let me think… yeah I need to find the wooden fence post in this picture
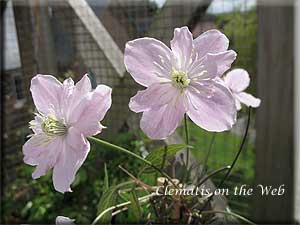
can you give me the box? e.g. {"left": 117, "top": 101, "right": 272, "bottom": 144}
{"left": 295, "top": 1, "right": 300, "bottom": 222}
{"left": 254, "top": 2, "right": 294, "bottom": 223}
{"left": 33, "top": 0, "right": 57, "bottom": 75}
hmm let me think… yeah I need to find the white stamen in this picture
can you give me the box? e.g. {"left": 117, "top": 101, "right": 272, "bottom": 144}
{"left": 170, "top": 68, "right": 190, "bottom": 88}
{"left": 38, "top": 115, "right": 67, "bottom": 137}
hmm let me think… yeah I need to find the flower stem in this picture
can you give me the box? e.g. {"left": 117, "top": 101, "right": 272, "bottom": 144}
{"left": 92, "top": 193, "right": 154, "bottom": 225}
{"left": 184, "top": 114, "right": 190, "bottom": 182}
{"left": 199, "top": 107, "right": 251, "bottom": 213}
{"left": 201, "top": 133, "right": 216, "bottom": 177}
{"left": 196, "top": 165, "right": 231, "bottom": 187}
{"left": 88, "top": 136, "right": 174, "bottom": 183}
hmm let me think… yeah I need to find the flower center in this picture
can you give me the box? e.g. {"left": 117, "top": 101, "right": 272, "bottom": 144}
{"left": 41, "top": 116, "right": 67, "bottom": 136}
{"left": 171, "top": 69, "right": 190, "bottom": 88}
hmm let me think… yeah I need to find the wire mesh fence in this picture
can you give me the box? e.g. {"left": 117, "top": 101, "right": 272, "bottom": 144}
{"left": 2, "top": 0, "right": 258, "bottom": 221}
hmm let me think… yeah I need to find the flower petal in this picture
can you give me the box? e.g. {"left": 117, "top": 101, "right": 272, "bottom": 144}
{"left": 124, "top": 38, "right": 172, "bottom": 87}
{"left": 224, "top": 69, "right": 250, "bottom": 92}
{"left": 236, "top": 92, "right": 261, "bottom": 108}
{"left": 140, "top": 95, "right": 186, "bottom": 140}
{"left": 235, "top": 97, "right": 242, "bottom": 111}
{"left": 52, "top": 127, "right": 90, "bottom": 193}
{"left": 187, "top": 81, "right": 236, "bottom": 132}
{"left": 205, "top": 50, "right": 237, "bottom": 77}
{"left": 65, "top": 75, "right": 92, "bottom": 122}
{"left": 32, "top": 161, "right": 53, "bottom": 179}
{"left": 188, "top": 51, "right": 236, "bottom": 80}
{"left": 188, "top": 56, "right": 218, "bottom": 80}
{"left": 65, "top": 74, "right": 92, "bottom": 110}
{"left": 170, "top": 26, "right": 194, "bottom": 71}
{"left": 193, "top": 29, "right": 229, "bottom": 59}
{"left": 30, "top": 75, "right": 62, "bottom": 115}
{"left": 29, "top": 115, "right": 43, "bottom": 134}
{"left": 23, "top": 134, "right": 50, "bottom": 159}
{"left": 60, "top": 78, "right": 75, "bottom": 116}
{"left": 70, "top": 85, "right": 112, "bottom": 136}
{"left": 75, "top": 74, "right": 92, "bottom": 95}
{"left": 56, "top": 216, "right": 75, "bottom": 225}
{"left": 23, "top": 136, "right": 62, "bottom": 179}
{"left": 129, "top": 83, "right": 180, "bottom": 113}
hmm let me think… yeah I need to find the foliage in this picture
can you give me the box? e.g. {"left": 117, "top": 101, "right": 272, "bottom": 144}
{"left": 3, "top": 132, "right": 152, "bottom": 224}
{"left": 143, "top": 144, "right": 187, "bottom": 173}
{"left": 178, "top": 113, "right": 255, "bottom": 217}
{"left": 216, "top": 8, "right": 257, "bottom": 92}
{"left": 213, "top": 7, "right": 257, "bottom": 216}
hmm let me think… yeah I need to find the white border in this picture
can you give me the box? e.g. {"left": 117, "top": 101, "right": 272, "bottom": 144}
{"left": 295, "top": 0, "right": 300, "bottom": 222}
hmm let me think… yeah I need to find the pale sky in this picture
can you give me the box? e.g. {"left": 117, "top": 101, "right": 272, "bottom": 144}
{"left": 4, "top": 0, "right": 21, "bottom": 70}
{"left": 153, "top": 0, "right": 256, "bottom": 13}
{"left": 207, "top": 0, "right": 256, "bottom": 14}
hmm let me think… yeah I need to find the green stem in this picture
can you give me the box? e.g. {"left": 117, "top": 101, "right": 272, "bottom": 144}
{"left": 184, "top": 114, "right": 190, "bottom": 182}
{"left": 201, "top": 133, "right": 216, "bottom": 177}
{"left": 92, "top": 193, "right": 153, "bottom": 225}
{"left": 199, "top": 107, "right": 251, "bottom": 213}
{"left": 88, "top": 136, "right": 174, "bottom": 183}
{"left": 201, "top": 210, "right": 256, "bottom": 225}
{"left": 196, "top": 165, "right": 230, "bottom": 187}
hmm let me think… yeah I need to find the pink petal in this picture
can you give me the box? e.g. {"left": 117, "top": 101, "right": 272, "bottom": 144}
{"left": 140, "top": 95, "right": 186, "bottom": 140}
{"left": 70, "top": 85, "right": 112, "bottom": 136}
{"left": 235, "top": 98, "right": 242, "bottom": 111}
{"left": 187, "top": 81, "right": 236, "bottom": 132}
{"left": 24, "top": 156, "right": 38, "bottom": 166}
{"left": 236, "top": 92, "right": 261, "bottom": 108}
{"left": 193, "top": 29, "right": 229, "bottom": 59}
{"left": 224, "top": 69, "right": 250, "bottom": 92}
{"left": 65, "top": 75, "right": 92, "bottom": 121}
{"left": 205, "top": 50, "right": 237, "bottom": 77}
{"left": 29, "top": 115, "right": 43, "bottom": 134}
{"left": 30, "top": 75, "right": 62, "bottom": 115}
{"left": 66, "top": 75, "right": 92, "bottom": 109}
{"left": 52, "top": 127, "right": 90, "bottom": 193}
{"left": 56, "top": 216, "right": 75, "bottom": 225}
{"left": 60, "top": 78, "right": 75, "bottom": 116}
{"left": 75, "top": 74, "right": 92, "bottom": 95}
{"left": 32, "top": 158, "right": 55, "bottom": 179}
{"left": 124, "top": 38, "right": 172, "bottom": 87}
{"left": 23, "top": 137, "right": 62, "bottom": 179}
{"left": 170, "top": 26, "right": 193, "bottom": 71}
{"left": 188, "top": 56, "right": 218, "bottom": 79}
{"left": 129, "top": 83, "right": 180, "bottom": 113}
{"left": 23, "top": 134, "right": 49, "bottom": 159}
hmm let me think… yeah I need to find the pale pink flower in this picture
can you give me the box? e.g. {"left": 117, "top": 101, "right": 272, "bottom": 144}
{"left": 56, "top": 216, "right": 75, "bottom": 225}
{"left": 124, "top": 27, "right": 237, "bottom": 139}
{"left": 223, "top": 69, "right": 261, "bottom": 110}
{"left": 23, "top": 74, "right": 112, "bottom": 193}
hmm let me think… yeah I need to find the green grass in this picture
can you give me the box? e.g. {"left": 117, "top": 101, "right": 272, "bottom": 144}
{"left": 185, "top": 120, "right": 254, "bottom": 180}
{"left": 178, "top": 119, "right": 255, "bottom": 216}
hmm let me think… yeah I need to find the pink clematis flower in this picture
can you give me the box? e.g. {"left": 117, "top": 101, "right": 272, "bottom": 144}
{"left": 23, "top": 74, "right": 112, "bottom": 193}
{"left": 56, "top": 216, "right": 75, "bottom": 225}
{"left": 223, "top": 68, "right": 261, "bottom": 110}
{"left": 125, "top": 26, "right": 237, "bottom": 140}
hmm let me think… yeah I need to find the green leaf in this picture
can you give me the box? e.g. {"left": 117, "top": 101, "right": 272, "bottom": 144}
{"left": 96, "top": 186, "right": 118, "bottom": 224}
{"left": 143, "top": 144, "right": 188, "bottom": 173}
{"left": 128, "top": 191, "right": 142, "bottom": 222}
{"left": 104, "top": 163, "right": 109, "bottom": 191}
{"left": 21, "top": 201, "right": 32, "bottom": 217}
{"left": 95, "top": 181, "right": 133, "bottom": 224}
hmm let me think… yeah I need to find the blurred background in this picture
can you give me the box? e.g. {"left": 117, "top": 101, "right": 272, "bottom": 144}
{"left": 0, "top": 0, "right": 297, "bottom": 224}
